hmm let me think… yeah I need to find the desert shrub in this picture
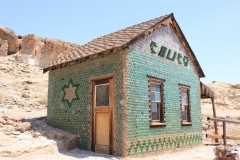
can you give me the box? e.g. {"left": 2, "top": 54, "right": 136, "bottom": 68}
{"left": 23, "top": 84, "right": 30, "bottom": 90}
{"left": 232, "top": 84, "right": 240, "bottom": 89}
{"left": 202, "top": 111, "right": 213, "bottom": 118}
{"left": 0, "top": 91, "right": 6, "bottom": 104}
{"left": 235, "top": 105, "right": 240, "bottom": 110}
{"left": 39, "top": 93, "right": 47, "bottom": 105}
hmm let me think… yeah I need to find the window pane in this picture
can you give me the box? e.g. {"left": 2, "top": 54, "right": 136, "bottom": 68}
{"left": 155, "top": 93, "right": 160, "bottom": 102}
{"left": 96, "top": 84, "right": 109, "bottom": 107}
{"left": 151, "top": 84, "right": 155, "bottom": 91}
{"left": 152, "top": 102, "right": 159, "bottom": 120}
{"left": 151, "top": 92, "right": 155, "bottom": 101}
{"left": 155, "top": 84, "right": 160, "bottom": 92}
{"left": 181, "top": 90, "right": 188, "bottom": 104}
{"left": 182, "top": 110, "right": 187, "bottom": 120}
{"left": 182, "top": 106, "right": 187, "bottom": 120}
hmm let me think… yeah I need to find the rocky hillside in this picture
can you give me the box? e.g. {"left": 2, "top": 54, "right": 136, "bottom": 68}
{"left": 0, "top": 54, "right": 81, "bottom": 158}
{"left": 201, "top": 81, "right": 240, "bottom": 118}
{"left": 0, "top": 53, "right": 48, "bottom": 117}
{"left": 201, "top": 81, "right": 240, "bottom": 145}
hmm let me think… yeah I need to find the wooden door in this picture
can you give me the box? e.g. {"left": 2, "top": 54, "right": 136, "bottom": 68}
{"left": 92, "top": 78, "right": 114, "bottom": 154}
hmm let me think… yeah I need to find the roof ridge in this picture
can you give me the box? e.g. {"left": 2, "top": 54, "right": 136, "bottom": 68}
{"left": 83, "top": 13, "right": 173, "bottom": 46}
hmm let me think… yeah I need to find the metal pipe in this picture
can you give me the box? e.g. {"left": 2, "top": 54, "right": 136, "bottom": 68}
{"left": 207, "top": 117, "right": 240, "bottom": 124}
{"left": 223, "top": 121, "right": 226, "bottom": 146}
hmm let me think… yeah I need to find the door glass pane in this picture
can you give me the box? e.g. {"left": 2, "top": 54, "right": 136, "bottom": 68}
{"left": 152, "top": 102, "right": 159, "bottom": 120}
{"left": 96, "top": 84, "right": 109, "bottom": 107}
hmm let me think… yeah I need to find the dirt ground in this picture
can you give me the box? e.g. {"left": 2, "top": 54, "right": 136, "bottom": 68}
{"left": 0, "top": 145, "right": 218, "bottom": 160}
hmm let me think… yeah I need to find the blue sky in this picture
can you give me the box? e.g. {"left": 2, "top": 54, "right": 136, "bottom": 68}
{"left": 1, "top": 1, "right": 239, "bottom": 84}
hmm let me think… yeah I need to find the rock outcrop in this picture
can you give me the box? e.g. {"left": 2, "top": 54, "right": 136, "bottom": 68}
{"left": 214, "top": 145, "right": 239, "bottom": 160}
{"left": 21, "top": 34, "right": 82, "bottom": 68}
{"left": 0, "top": 26, "right": 83, "bottom": 68}
{"left": 0, "top": 27, "right": 19, "bottom": 55}
{"left": 0, "top": 38, "right": 8, "bottom": 56}
{"left": 205, "top": 82, "right": 240, "bottom": 110}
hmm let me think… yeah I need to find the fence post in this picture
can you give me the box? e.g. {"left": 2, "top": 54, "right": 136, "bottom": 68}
{"left": 211, "top": 98, "right": 218, "bottom": 143}
{"left": 223, "top": 121, "right": 226, "bottom": 146}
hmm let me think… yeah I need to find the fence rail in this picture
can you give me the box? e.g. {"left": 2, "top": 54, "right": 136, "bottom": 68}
{"left": 206, "top": 117, "right": 240, "bottom": 146}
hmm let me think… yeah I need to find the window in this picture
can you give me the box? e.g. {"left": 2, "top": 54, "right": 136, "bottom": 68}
{"left": 179, "top": 85, "right": 192, "bottom": 125}
{"left": 149, "top": 77, "right": 165, "bottom": 126}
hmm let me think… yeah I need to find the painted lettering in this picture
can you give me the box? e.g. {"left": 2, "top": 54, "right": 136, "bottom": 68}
{"left": 158, "top": 46, "right": 167, "bottom": 58}
{"left": 149, "top": 41, "right": 189, "bottom": 67}
{"left": 171, "top": 52, "right": 177, "bottom": 61}
{"left": 150, "top": 41, "right": 158, "bottom": 54}
{"left": 177, "top": 54, "right": 182, "bottom": 64}
{"left": 183, "top": 56, "right": 189, "bottom": 67}
{"left": 166, "top": 49, "right": 172, "bottom": 60}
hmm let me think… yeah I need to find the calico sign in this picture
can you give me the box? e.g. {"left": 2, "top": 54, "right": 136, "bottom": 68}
{"left": 150, "top": 41, "right": 189, "bottom": 67}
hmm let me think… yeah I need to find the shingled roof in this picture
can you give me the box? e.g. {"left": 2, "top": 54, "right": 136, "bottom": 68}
{"left": 43, "top": 13, "right": 205, "bottom": 78}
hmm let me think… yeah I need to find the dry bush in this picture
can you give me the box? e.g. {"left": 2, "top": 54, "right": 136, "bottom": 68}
{"left": 202, "top": 111, "right": 213, "bottom": 118}
{"left": 39, "top": 93, "right": 47, "bottom": 105}
{"left": 0, "top": 91, "right": 6, "bottom": 104}
{"left": 235, "top": 105, "right": 240, "bottom": 110}
{"left": 23, "top": 84, "right": 30, "bottom": 90}
{"left": 232, "top": 84, "right": 240, "bottom": 89}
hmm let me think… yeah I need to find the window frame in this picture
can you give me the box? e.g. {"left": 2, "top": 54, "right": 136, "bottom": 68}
{"left": 179, "top": 84, "right": 192, "bottom": 126}
{"left": 148, "top": 76, "right": 165, "bottom": 127}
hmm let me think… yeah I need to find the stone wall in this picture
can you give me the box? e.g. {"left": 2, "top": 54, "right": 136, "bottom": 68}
{"left": 47, "top": 52, "right": 124, "bottom": 156}
{"left": 125, "top": 26, "right": 202, "bottom": 156}
{"left": 0, "top": 38, "right": 8, "bottom": 56}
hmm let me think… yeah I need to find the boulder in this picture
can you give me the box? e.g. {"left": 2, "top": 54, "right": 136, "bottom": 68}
{"left": 32, "top": 131, "right": 41, "bottom": 138}
{"left": 22, "top": 122, "right": 31, "bottom": 130}
{"left": 4, "top": 131, "right": 12, "bottom": 135}
{"left": 0, "top": 26, "right": 19, "bottom": 55}
{"left": 21, "top": 34, "right": 82, "bottom": 68}
{"left": 214, "top": 145, "right": 239, "bottom": 160}
{"left": 47, "top": 133, "right": 56, "bottom": 139}
{"left": 6, "top": 120, "right": 13, "bottom": 125}
{"left": 0, "top": 118, "right": 6, "bottom": 125}
{"left": 64, "top": 134, "right": 77, "bottom": 150}
{"left": 16, "top": 126, "right": 25, "bottom": 133}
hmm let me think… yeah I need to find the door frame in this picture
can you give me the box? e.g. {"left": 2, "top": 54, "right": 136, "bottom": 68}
{"left": 91, "top": 77, "right": 114, "bottom": 155}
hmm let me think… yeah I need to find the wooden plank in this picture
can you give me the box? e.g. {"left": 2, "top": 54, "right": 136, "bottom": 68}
{"left": 109, "top": 78, "right": 114, "bottom": 155}
{"left": 96, "top": 112, "right": 109, "bottom": 145}
{"left": 206, "top": 134, "right": 240, "bottom": 140}
{"left": 206, "top": 134, "right": 222, "bottom": 139}
{"left": 227, "top": 135, "right": 240, "bottom": 140}
{"left": 95, "top": 107, "right": 109, "bottom": 112}
{"left": 95, "top": 144, "right": 109, "bottom": 154}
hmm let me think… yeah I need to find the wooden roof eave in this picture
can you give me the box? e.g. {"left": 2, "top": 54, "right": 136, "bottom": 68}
{"left": 43, "top": 46, "right": 124, "bottom": 73}
{"left": 200, "top": 81, "right": 214, "bottom": 99}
